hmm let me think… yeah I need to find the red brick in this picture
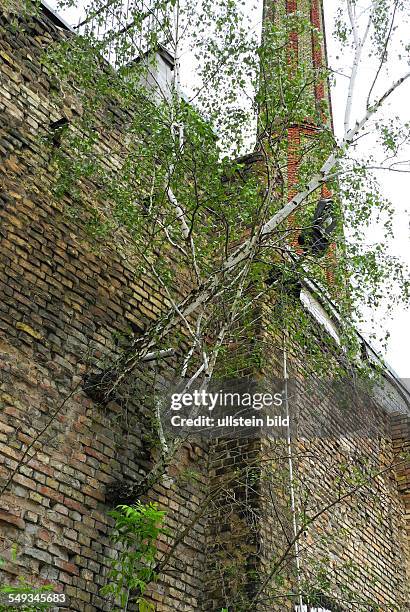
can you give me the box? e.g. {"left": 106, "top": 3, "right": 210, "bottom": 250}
{"left": 54, "top": 559, "right": 79, "bottom": 576}
{"left": 82, "top": 486, "right": 105, "bottom": 502}
{"left": 83, "top": 447, "right": 105, "bottom": 462}
{"left": 14, "top": 473, "right": 36, "bottom": 491}
{"left": 37, "top": 528, "right": 52, "bottom": 542}
{"left": 0, "top": 510, "right": 25, "bottom": 530}
{"left": 64, "top": 497, "right": 87, "bottom": 514}
{"left": 38, "top": 485, "right": 64, "bottom": 503}
{"left": 27, "top": 458, "right": 54, "bottom": 477}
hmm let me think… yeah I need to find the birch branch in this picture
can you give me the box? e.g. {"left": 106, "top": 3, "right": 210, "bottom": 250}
{"left": 344, "top": 0, "right": 372, "bottom": 133}
{"left": 164, "top": 0, "right": 201, "bottom": 283}
{"left": 155, "top": 398, "right": 169, "bottom": 455}
{"left": 181, "top": 311, "right": 205, "bottom": 377}
{"left": 142, "top": 348, "right": 175, "bottom": 362}
{"left": 366, "top": 0, "right": 400, "bottom": 110}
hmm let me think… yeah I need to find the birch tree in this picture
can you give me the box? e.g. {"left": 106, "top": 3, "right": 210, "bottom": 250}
{"left": 42, "top": 0, "right": 410, "bottom": 430}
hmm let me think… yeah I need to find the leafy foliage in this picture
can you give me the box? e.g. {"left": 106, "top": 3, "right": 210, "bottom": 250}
{"left": 101, "top": 502, "right": 167, "bottom": 611}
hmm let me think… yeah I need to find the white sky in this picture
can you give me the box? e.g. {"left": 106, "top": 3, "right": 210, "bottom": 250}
{"left": 47, "top": 0, "right": 410, "bottom": 377}
{"left": 323, "top": 2, "right": 410, "bottom": 378}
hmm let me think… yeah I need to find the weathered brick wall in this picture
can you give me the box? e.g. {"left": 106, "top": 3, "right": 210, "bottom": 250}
{"left": 392, "top": 413, "right": 410, "bottom": 585}
{"left": 203, "top": 304, "right": 409, "bottom": 610}
{"left": 0, "top": 2, "right": 409, "bottom": 612}
{"left": 0, "top": 5, "right": 209, "bottom": 610}
{"left": 204, "top": 0, "right": 410, "bottom": 598}
{"left": 260, "top": 294, "right": 409, "bottom": 609}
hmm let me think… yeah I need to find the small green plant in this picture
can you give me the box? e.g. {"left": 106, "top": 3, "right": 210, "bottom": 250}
{"left": 101, "top": 502, "right": 167, "bottom": 612}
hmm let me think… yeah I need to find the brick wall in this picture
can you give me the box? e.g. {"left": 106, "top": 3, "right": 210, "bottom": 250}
{"left": 0, "top": 2, "right": 409, "bottom": 612}
{"left": 391, "top": 413, "right": 410, "bottom": 585}
{"left": 0, "top": 5, "right": 209, "bottom": 610}
{"left": 203, "top": 298, "right": 409, "bottom": 610}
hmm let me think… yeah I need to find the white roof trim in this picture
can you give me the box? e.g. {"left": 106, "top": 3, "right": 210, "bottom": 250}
{"left": 300, "top": 288, "right": 340, "bottom": 345}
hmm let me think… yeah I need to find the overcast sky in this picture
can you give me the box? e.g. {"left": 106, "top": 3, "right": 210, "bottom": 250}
{"left": 48, "top": 0, "right": 410, "bottom": 378}
{"left": 323, "top": 2, "right": 410, "bottom": 378}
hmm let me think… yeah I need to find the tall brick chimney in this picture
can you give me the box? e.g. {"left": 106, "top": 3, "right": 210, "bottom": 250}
{"left": 261, "top": 0, "right": 337, "bottom": 285}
